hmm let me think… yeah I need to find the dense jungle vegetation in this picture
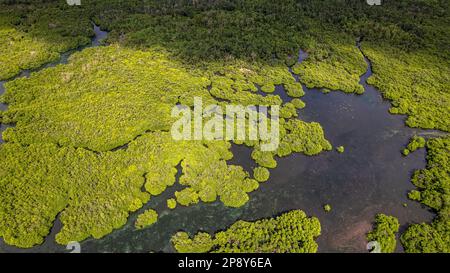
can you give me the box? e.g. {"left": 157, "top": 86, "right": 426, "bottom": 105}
{"left": 0, "top": 0, "right": 448, "bottom": 252}
{"left": 171, "top": 210, "right": 321, "bottom": 253}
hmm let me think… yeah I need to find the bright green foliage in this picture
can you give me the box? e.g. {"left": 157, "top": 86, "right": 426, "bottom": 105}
{"left": 0, "top": 3, "right": 93, "bottom": 80}
{"left": 167, "top": 198, "right": 177, "bottom": 209}
{"left": 0, "top": 143, "right": 73, "bottom": 248}
{"left": 280, "top": 102, "right": 298, "bottom": 119}
{"left": 401, "top": 137, "right": 450, "bottom": 253}
{"left": 0, "top": 132, "right": 254, "bottom": 247}
{"left": 336, "top": 146, "right": 345, "bottom": 153}
{"left": 408, "top": 136, "right": 426, "bottom": 152}
{"left": 276, "top": 141, "right": 292, "bottom": 157}
{"left": 172, "top": 210, "right": 321, "bottom": 253}
{"left": 292, "top": 35, "right": 366, "bottom": 94}
{"left": 403, "top": 136, "right": 426, "bottom": 155}
{"left": 1, "top": 0, "right": 447, "bottom": 250}
{"left": 0, "top": 142, "right": 149, "bottom": 247}
{"left": 171, "top": 232, "right": 214, "bottom": 253}
{"left": 0, "top": 42, "right": 332, "bottom": 247}
{"left": 175, "top": 188, "right": 200, "bottom": 206}
{"left": 408, "top": 190, "right": 421, "bottom": 201}
{"left": 1, "top": 0, "right": 448, "bottom": 136}
{"left": 0, "top": 46, "right": 210, "bottom": 151}
{"left": 402, "top": 149, "right": 410, "bottom": 156}
{"left": 291, "top": 98, "right": 306, "bottom": 109}
{"left": 323, "top": 204, "right": 331, "bottom": 212}
{"left": 281, "top": 119, "right": 332, "bottom": 156}
{"left": 99, "top": 1, "right": 364, "bottom": 96}
{"left": 250, "top": 119, "right": 332, "bottom": 168}
{"left": 409, "top": 138, "right": 450, "bottom": 213}
{"left": 363, "top": 44, "right": 450, "bottom": 132}
{"left": 284, "top": 82, "right": 305, "bottom": 98}
{"left": 131, "top": 133, "right": 253, "bottom": 209}
{"left": 401, "top": 220, "right": 450, "bottom": 253}
{"left": 205, "top": 60, "right": 297, "bottom": 106}
{"left": 367, "top": 214, "right": 400, "bottom": 253}
{"left": 253, "top": 167, "right": 270, "bottom": 182}
{"left": 135, "top": 209, "right": 158, "bottom": 230}
{"left": 241, "top": 178, "right": 260, "bottom": 193}
{"left": 251, "top": 149, "right": 277, "bottom": 169}
{"left": 260, "top": 84, "right": 275, "bottom": 94}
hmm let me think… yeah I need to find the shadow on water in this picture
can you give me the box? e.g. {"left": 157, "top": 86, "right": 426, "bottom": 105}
{"left": 0, "top": 41, "right": 436, "bottom": 253}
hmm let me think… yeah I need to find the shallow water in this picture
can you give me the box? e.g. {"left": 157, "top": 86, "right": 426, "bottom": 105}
{"left": 0, "top": 40, "right": 436, "bottom": 252}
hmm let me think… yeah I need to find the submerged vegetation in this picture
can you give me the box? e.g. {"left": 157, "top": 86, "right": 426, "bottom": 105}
{"left": 0, "top": 0, "right": 448, "bottom": 252}
{"left": 171, "top": 210, "right": 321, "bottom": 253}
{"left": 367, "top": 214, "right": 400, "bottom": 253}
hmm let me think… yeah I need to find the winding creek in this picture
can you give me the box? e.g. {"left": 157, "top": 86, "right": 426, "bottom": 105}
{"left": 0, "top": 27, "right": 439, "bottom": 252}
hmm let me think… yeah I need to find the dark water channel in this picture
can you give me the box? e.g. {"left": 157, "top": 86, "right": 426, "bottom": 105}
{"left": 0, "top": 36, "right": 436, "bottom": 252}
